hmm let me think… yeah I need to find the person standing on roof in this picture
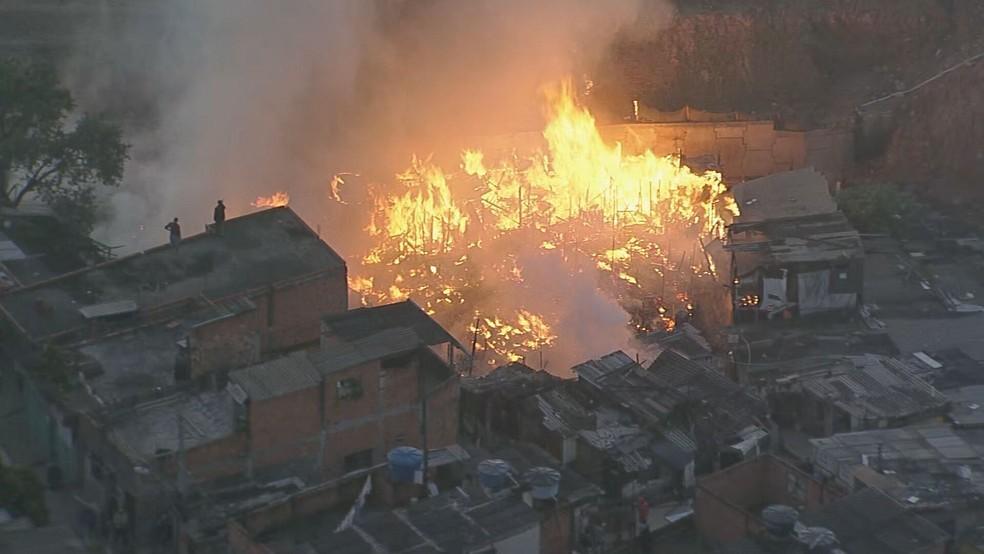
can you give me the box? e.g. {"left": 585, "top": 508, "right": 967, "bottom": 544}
{"left": 165, "top": 217, "right": 181, "bottom": 247}
{"left": 213, "top": 200, "right": 226, "bottom": 235}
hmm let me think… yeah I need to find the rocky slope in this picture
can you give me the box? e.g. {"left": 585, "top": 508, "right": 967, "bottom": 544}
{"left": 594, "top": 0, "right": 984, "bottom": 198}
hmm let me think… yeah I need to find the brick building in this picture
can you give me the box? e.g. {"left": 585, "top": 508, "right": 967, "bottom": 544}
{"left": 227, "top": 325, "right": 461, "bottom": 478}
{"left": 0, "top": 207, "right": 351, "bottom": 546}
{"left": 91, "top": 313, "right": 462, "bottom": 546}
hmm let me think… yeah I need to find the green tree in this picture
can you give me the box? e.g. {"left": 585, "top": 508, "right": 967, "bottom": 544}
{"left": 0, "top": 59, "right": 128, "bottom": 233}
{"left": 837, "top": 183, "right": 916, "bottom": 236}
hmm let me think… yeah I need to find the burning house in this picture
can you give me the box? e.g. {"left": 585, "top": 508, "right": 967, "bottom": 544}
{"left": 348, "top": 84, "right": 737, "bottom": 370}
{"left": 726, "top": 168, "right": 864, "bottom": 321}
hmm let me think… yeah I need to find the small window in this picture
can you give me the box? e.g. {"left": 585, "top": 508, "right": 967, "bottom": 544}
{"left": 336, "top": 378, "right": 363, "bottom": 400}
{"left": 830, "top": 267, "right": 854, "bottom": 293}
{"left": 344, "top": 449, "right": 373, "bottom": 473}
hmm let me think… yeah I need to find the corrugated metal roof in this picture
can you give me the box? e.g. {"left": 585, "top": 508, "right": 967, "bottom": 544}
{"left": 229, "top": 352, "right": 321, "bottom": 401}
{"left": 728, "top": 211, "right": 864, "bottom": 271}
{"left": 309, "top": 327, "right": 423, "bottom": 376}
{"left": 571, "top": 350, "right": 638, "bottom": 385}
{"left": 792, "top": 355, "right": 948, "bottom": 420}
{"left": 810, "top": 425, "right": 984, "bottom": 507}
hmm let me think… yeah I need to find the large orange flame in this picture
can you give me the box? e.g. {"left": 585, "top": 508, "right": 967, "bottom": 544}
{"left": 251, "top": 192, "right": 290, "bottom": 208}
{"left": 352, "top": 82, "right": 737, "bottom": 370}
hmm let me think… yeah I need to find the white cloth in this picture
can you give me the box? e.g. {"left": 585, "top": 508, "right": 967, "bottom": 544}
{"left": 798, "top": 270, "right": 856, "bottom": 315}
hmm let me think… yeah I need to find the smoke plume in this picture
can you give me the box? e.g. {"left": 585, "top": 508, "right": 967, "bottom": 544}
{"left": 65, "top": 0, "right": 673, "bottom": 372}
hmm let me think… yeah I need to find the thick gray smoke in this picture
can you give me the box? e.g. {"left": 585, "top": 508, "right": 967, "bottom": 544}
{"left": 68, "top": 0, "right": 667, "bottom": 248}
{"left": 65, "top": 0, "right": 673, "bottom": 372}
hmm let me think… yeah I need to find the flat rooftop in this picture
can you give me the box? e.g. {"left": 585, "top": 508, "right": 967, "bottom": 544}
{"left": 71, "top": 296, "right": 256, "bottom": 408}
{"left": 321, "top": 300, "right": 464, "bottom": 351}
{"left": 263, "top": 483, "right": 540, "bottom": 554}
{"left": 727, "top": 169, "right": 862, "bottom": 271}
{"left": 106, "top": 389, "right": 235, "bottom": 464}
{"left": 0, "top": 207, "right": 345, "bottom": 341}
{"left": 861, "top": 236, "right": 984, "bottom": 360}
{"left": 731, "top": 168, "right": 836, "bottom": 224}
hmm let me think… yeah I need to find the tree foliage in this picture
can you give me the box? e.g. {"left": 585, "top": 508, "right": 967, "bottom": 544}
{"left": 0, "top": 462, "right": 48, "bottom": 526}
{"left": 0, "top": 58, "right": 128, "bottom": 233}
{"left": 836, "top": 183, "right": 916, "bottom": 236}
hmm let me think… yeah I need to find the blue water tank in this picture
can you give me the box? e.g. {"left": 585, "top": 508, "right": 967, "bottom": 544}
{"left": 477, "top": 459, "right": 512, "bottom": 491}
{"left": 387, "top": 447, "right": 423, "bottom": 483}
{"left": 525, "top": 467, "right": 561, "bottom": 500}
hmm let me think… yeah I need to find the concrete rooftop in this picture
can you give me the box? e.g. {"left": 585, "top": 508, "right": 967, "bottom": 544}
{"left": 0, "top": 207, "right": 345, "bottom": 341}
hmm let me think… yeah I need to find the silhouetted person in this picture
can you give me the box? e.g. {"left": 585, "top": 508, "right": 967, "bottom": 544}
{"left": 165, "top": 218, "right": 181, "bottom": 247}
{"left": 213, "top": 200, "right": 226, "bottom": 234}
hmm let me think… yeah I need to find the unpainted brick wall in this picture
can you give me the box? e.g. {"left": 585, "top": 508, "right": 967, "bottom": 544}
{"left": 695, "top": 455, "right": 843, "bottom": 547}
{"left": 261, "top": 269, "right": 348, "bottom": 351}
{"left": 249, "top": 386, "right": 322, "bottom": 467}
{"left": 189, "top": 309, "right": 262, "bottom": 378}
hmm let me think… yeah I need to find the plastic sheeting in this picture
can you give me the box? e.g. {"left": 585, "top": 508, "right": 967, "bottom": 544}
{"left": 798, "top": 270, "right": 856, "bottom": 315}
{"left": 760, "top": 276, "right": 788, "bottom": 312}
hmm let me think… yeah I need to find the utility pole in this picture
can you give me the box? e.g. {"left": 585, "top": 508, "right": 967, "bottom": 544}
{"left": 176, "top": 412, "right": 187, "bottom": 495}
{"left": 418, "top": 358, "right": 429, "bottom": 497}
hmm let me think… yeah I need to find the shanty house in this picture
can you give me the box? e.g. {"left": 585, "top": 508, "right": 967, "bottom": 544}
{"left": 573, "top": 351, "right": 768, "bottom": 473}
{"left": 726, "top": 168, "right": 864, "bottom": 321}
{"left": 811, "top": 425, "right": 984, "bottom": 548}
{"left": 761, "top": 354, "right": 949, "bottom": 437}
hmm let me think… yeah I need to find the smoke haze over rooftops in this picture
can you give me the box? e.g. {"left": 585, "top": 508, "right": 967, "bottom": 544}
{"left": 60, "top": 0, "right": 671, "bottom": 252}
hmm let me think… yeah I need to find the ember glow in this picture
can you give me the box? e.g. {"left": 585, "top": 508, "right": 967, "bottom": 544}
{"left": 351, "top": 83, "right": 737, "bottom": 371}
{"left": 251, "top": 192, "right": 290, "bottom": 208}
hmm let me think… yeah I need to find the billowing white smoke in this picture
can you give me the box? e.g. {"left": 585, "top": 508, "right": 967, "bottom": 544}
{"left": 67, "top": 1, "right": 377, "bottom": 248}
{"left": 67, "top": 0, "right": 670, "bottom": 250}
{"left": 64, "top": 0, "right": 673, "bottom": 372}
{"left": 507, "top": 247, "right": 636, "bottom": 375}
